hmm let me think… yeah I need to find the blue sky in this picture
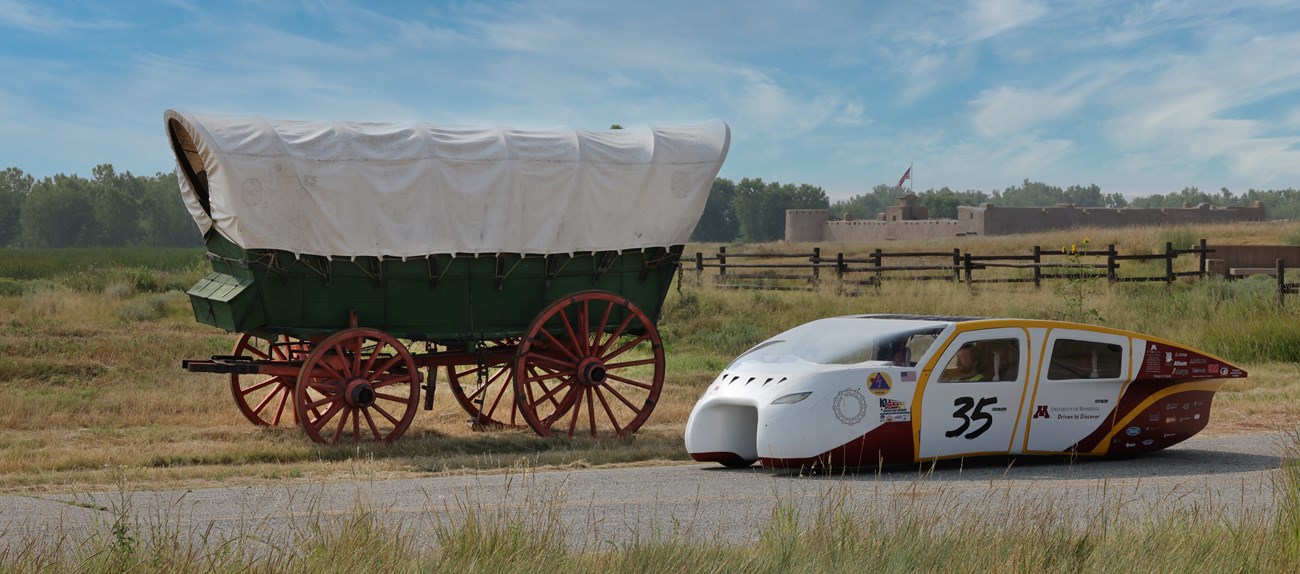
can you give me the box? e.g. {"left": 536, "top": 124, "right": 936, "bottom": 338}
{"left": 3, "top": 0, "right": 1300, "bottom": 201}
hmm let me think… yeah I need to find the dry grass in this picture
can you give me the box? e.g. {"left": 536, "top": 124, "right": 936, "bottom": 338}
{"left": 1, "top": 222, "right": 1299, "bottom": 493}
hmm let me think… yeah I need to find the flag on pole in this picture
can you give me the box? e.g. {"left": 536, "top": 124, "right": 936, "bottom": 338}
{"left": 896, "top": 165, "right": 912, "bottom": 188}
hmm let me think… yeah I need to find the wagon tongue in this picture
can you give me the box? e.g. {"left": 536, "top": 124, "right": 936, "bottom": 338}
{"left": 1133, "top": 341, "right": 1246, "bottom": 381}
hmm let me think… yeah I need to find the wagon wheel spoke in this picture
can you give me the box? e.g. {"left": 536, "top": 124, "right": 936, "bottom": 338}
{"left": 598, "top": 333, "right": 652, "bottom": 365}
{"left": 446, "top": 339, "right": 526, "bottom": 429}
{"left": 370, "top": 402, "right": 401, "bottom": 426}
{"left": 599, "top": 381, "right": 644, "bottom": 412}
{"left": 539, "top": 329, "right": 581, "bottom": 364}
{"left": 295, "top": 328, "right": 419, "bottom": 445}
{"left": 595, "top": 313, "right": 638, "bottom": 357}
{"left": 362, "top": 408, "right": 382, "bottom": 441}
{"left": 230, "top": 334, "right": 304, "bottom": 427}
{"left": 515, "top": 292, "right": 663, "bottom": 438}
{"left": 592, "top": 300, "right": 614, "bottom": 355}
{"left": 593, "top": 386, "right": 626, "bottom": 435}
{"left": 603, "top": 372, "right": 656, "bottom": 391}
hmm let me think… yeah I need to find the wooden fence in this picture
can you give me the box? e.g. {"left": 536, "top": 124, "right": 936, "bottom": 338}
{"left": 690, "top": 240, "right": 1207, "bottom": 288}
{"left": 685, "top": 239, "right": 1300, "bottom": 305}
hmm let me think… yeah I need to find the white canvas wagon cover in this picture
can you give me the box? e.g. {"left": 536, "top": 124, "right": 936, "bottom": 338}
{"left": 164, "top": 109, "right": 730, "bottom": 258}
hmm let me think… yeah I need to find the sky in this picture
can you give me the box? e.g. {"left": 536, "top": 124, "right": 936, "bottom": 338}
{"left": 2, "top": 0, "right": 1300, "bottom": 202}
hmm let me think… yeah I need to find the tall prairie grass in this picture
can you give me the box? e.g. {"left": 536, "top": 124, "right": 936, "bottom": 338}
{"left": 4, "top": 439, "right": 1300, "bottom": 572}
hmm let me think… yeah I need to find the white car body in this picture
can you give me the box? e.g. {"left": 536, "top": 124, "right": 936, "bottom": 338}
{"left": 684, "top": 315, "right": 1245, "bottom": 469}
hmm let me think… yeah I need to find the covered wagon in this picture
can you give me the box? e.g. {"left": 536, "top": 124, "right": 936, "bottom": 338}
{"left": 167, "top": 109, "right": 729, "bottom": 444}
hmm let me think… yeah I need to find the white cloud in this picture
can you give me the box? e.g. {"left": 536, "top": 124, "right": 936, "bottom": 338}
{"left": 1103, "top": 26, "right": 1300, "bottom": 184}
{"left": 967, "top": 0, "right": 1048, "bottom": 42}
{"left": 971, "top": 86, "right": 1085, "bottom": 137}
{"left": 0, "top": 0, "right": 125, "bottom": 33}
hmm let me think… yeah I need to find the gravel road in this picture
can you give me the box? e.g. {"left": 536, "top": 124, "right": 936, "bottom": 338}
{"left": 0, "top": 432, "right": 1288, "bottom": 553}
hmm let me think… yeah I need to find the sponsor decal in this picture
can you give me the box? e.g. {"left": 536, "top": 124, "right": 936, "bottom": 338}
{"left": 1166, "top": 403, "right": 1178, "bottom": 410}
{"left": 1142, "top": 439, "right": 1155, "bottom": 446}
{"left": 1194, "top": 414, "right": 1201, "bottom": 420}
{"left": 1039, "top": 405, "right": 1103, "bottom": 420}
{"left": 867, "top": 371, "right": 892, "bottom": 396}
{"left": 1125, "top": 426, "right": 1141, "bottom": 437}
{"left": 1148, "top": 413, "right": 1160, "bottom": 422}
{"left": 1172, "top": 368, "right": 1188, "bottom": 376}
{"left": 900, "top": 370, "right": 917, "bottom": 382}
{"left": 832, "top": 388, "right": 867, "bottom": 425}
{"left": 878, "top": 397, "right": 911, "bottom": 423}
{"left": 1125, "top": 442, "right": 1136, "bottom": 448}
{"left": 1095, "top": 398, "right": 1110, "bottom": 404}
{"left": 1166, "top": 417, "right": 1177, "bottom": 424}
{"left": 1207, "top": 363, "right": 1219, "bottom": 373}
{"left": 1220, "top": 367, "right": 1230, "bottom": 376}
{"left": 1165, "top": 351, "right": 1173, "bottom": 363}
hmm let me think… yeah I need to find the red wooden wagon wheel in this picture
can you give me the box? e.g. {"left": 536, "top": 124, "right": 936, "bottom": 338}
{"left": 446, "top": 339, "right": 526, "bottom": 429}
{"left": 293, "top": 328, "right": 421, "bottom": 444}
{"left": 514, "top": 291, "right": 664, "bottom": 438}
{"left": 229, "top": 333, "right": 309, "bottom": 426}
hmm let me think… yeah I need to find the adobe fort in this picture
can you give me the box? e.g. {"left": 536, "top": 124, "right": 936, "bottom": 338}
{"left": 786, "top": 194, "right": 1266, "bottom": 242}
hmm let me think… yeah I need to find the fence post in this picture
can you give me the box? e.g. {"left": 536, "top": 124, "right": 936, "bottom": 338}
{"left": 1278, "top": 259, "right": 1286, "bottom": 308}
{"left": 694, "top": 252, "right": 704, "bottom": 285}
{"left": 836, "top": 252, "right": 845, "bottom": 294}
{"left": 1107, "top": 244, "right": 1117, "bottom": 284}
{"left": 1032, "top": 245, "right": 1042, "bottom": 289}
{"left": 963, "top": 253, "right": 973, "bottom": 284}
{"left": 952, "top": 249, "right": 962, "bottom": 282}
{"left": 1198, "top": 238, "right": 1208, "bottom": 277}
{"left": 718, "top": 246, "right": 727, "bottom": 279}
{"left": 873, "top": 248, "right": 883, "bottom": 288}
{"left": 811, "top": 247, "right": 821, "bottom": 284}
{"left": 1165, "top": 242, "right": 1175, "bottom": 285}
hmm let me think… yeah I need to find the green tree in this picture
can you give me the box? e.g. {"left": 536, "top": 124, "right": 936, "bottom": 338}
{"left": 691, "top": 177, "right": 739, "bottom": 242}
{"left": 20, "top": 174, "right": 95, "bottom": 247}
{"left": 732, "top": 178, "right": 829, "bottom": 242}
{"left": 139, "top": 171, "right": 202, "bottom": 246}
{"left": 0, "top": 167, "right": 33, "bottom": 246}
{"left": 916, "top": 187, "right": 989, "bottom": 219}
{"left": 832, "top": 184, "right": 898, "bottom": 220}
{"left": 89, "top": 164, "right": 146, "bottom": 246}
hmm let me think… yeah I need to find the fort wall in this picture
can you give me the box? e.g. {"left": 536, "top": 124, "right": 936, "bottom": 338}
{"left": 786, "top": 202, "right": 1266, "bottom": 243}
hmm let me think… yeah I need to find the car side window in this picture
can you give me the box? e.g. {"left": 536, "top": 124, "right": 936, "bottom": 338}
{"left": 1047, "top": 339, "right": 1123, "bottom": 380}
{"left": 940, "top": 338, "right": 1020, "bottom": 382}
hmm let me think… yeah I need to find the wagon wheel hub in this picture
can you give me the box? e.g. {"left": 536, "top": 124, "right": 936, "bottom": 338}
{"left": 344, "top": 379, "right": 377, "bottom": 408}
{"left": 576, "top": 357, "right": 607, "bottom": 387}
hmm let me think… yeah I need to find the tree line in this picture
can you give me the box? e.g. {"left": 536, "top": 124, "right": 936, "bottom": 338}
{"left": 0, "top": 165, "right": 199, "bottom": 248}
{"left": 692, "top": 178, "right": 1300, "bottom": 243}
{"left": 2, "top": 165, "right": 1298, "bottom": 248}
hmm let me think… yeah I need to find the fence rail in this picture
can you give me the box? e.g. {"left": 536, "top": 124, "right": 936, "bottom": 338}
{"left": 682, "top": 239, "right": 1297, "bottom": 306}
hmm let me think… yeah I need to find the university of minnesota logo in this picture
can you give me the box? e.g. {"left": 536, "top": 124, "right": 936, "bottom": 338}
{"left": 1033, "top": 405, "right": 1050, "bottom": 419}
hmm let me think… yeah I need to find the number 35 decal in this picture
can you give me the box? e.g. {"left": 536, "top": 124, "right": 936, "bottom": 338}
{"left": 946, "top": 396, "right": 997, "bottom": 440}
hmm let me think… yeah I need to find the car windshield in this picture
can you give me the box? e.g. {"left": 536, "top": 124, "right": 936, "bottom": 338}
{"left": 728, "top": 318, "right": 945, "bottom": 368}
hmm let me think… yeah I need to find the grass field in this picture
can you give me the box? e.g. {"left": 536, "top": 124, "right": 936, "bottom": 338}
{"left": 2, "top": 221, "right": 1300, "bottom": 570}
{"left": 0, "top": 221, "right": 1297, "bottom": 495}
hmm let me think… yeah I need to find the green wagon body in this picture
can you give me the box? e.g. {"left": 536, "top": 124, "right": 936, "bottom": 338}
{"left": 189, "top": 233, "right": 680, "bottom": 342}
